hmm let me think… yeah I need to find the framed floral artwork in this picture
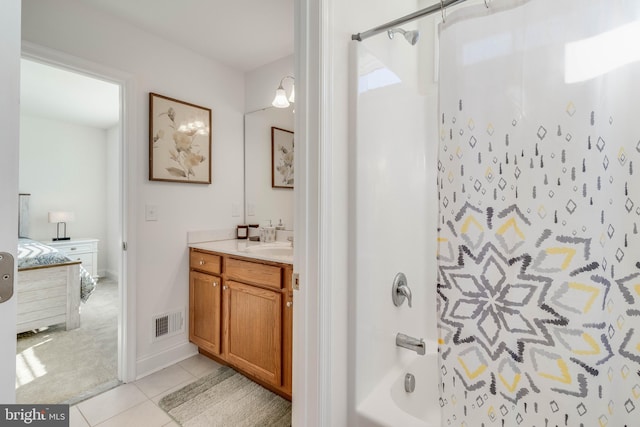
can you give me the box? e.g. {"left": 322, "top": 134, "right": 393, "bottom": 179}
{"left": 149, "top": 92, "right": 212, "bottom": 184}
{"left": 271, "top": 126, "right": 294, "bottom": 189}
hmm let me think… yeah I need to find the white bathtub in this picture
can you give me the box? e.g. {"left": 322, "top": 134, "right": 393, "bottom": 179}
{"left": 356, "top": 352, "right": 441, "bottom": 427}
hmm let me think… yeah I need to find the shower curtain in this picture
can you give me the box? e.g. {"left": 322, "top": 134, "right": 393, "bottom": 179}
{"left": 437, "top": 0, "right": 640, "bottom": 425}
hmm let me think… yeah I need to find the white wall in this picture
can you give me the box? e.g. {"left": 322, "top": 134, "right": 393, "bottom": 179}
{"left": 22, "top": 0, "right": 245, "bottom": 376}
{"left": 19, "top": 115, "right": 109, "bottom": 274}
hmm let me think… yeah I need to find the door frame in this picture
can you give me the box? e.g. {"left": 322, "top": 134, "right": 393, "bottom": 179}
{"left": 20, "top": 42, "right": 138, "bottom": 383}
{"left": 293, "top": 0, "right": 336, "bottom": 424}
{"left": 0, "top": 0, "right": 20, "bottom": 404}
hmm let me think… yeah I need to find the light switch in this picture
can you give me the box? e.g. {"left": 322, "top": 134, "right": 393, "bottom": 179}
{"left": 232, "top": 203, "right": 240, "bottom": 217}
{"left": 145, "top": 204, "right": 158, "bottom": 221}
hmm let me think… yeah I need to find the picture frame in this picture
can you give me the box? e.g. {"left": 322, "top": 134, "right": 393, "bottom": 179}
{"left": 271, "top": 126, "right": 294, "bottom": 189}
{"left": 149, "top": 92, "right": 212, "bottom": 184}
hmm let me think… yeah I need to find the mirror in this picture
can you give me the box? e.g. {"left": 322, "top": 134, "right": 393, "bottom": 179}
{"left": 244, "top": 107, "right": 294, "bottom": 230}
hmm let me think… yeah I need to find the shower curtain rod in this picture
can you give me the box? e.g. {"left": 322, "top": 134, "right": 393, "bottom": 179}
{"left": 351, "top": 0, "right": 468, "bottom": 42}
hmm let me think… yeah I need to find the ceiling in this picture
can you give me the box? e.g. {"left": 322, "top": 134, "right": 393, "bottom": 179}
{"left": 21, "top": 59, "right": 121, "bottom": 129}
{"left": 20, "top": 0, "right": 294, "bottom": 129}
{"left": 82, "top": 0, "right": 295, "bottom": 72}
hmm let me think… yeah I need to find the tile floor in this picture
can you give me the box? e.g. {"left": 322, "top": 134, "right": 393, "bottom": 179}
{"left": 70, "top": 353, "right": 223, "bottom": 427}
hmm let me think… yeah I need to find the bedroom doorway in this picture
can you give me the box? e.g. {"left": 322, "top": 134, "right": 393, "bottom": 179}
{"left": 16, "top": 55, "right": 127, "bottom": 404}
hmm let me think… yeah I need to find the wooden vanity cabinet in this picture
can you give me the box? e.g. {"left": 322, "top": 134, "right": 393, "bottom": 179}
{"left": 188, "top": 247, "right": 293, "bottom": 399}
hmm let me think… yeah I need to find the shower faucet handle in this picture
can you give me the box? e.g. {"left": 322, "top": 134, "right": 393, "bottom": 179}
{"left": 392, "top": 272, "right": 412, "bottom": 308}
{"left": 398, "top": 283, "right": 412, "bottom": 308}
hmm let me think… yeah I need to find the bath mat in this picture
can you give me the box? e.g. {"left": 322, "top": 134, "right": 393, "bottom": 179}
{"left": 158, "top": 366, "right": 291, "bottom": 427}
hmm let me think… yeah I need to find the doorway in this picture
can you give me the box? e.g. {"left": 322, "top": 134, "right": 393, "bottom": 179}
{"left": 16, "top": 56, "right": 126, "bottom": 404}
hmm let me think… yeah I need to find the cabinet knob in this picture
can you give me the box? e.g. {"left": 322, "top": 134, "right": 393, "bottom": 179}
{"left": 213, "top": 282, "right": 218, "bottom": 287}
{"left": 286, "top": 301, "right": 293, "bottom": 308}
{"left": 223, "top": 285, "right": 228, "bottom": 290}
{"left": 199, "top": 259, "right": 205, "bottom": 265}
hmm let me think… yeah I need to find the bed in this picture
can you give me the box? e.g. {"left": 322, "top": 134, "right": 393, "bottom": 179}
{"left": 17, "top": 238, "right": 97, "bottom": 333}
{"left": 16, "top": 194, "right": 97, "bottom": 334}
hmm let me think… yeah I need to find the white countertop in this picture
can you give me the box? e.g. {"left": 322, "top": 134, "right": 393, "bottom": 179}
{"left": 189, "top": 239, "right": 293, "bottom": 265}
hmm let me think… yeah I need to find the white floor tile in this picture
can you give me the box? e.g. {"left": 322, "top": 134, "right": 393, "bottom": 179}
{"left": 178, "top": 353, "right": 223, "bottom": 378}
{"left": 66, "top": 358, "right": 222, "bottom": 427}
{"left": 134, "top": 364, "right": 196, "bottom": 399}
{"left": 95, "top": 400, "right": 172, "bottom": 427}
{"left": 69, "top": 406, "right": 90, "bottom": 427}
{"left": 76, "top": 383, "right": 147, "bottom": 426}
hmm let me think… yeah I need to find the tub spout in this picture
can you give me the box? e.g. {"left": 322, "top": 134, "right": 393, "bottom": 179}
{"left": 396, "top": 333, "right": 425, "bottom": 355}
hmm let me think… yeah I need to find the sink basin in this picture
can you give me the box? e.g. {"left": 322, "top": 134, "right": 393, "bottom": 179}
{"left": 243, "top": 244, "right": 293, "bottom": 258}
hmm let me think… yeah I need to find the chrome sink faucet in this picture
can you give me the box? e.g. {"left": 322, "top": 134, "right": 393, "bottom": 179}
{"left": 287, "top": 236, "right": 294, "bottom": 247}
{"left": 396, "top": 333, "right": 425, "bottom": 355}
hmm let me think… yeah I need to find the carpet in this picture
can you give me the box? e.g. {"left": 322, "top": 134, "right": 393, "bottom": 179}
{"left": 159, "top": 366, "right": 291, "bottom": 427}
{"left": 15, "top": 278, "right": 119, "bottom": 404}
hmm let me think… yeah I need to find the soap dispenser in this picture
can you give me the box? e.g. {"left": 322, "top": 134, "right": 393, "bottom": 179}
{"left": 276, "top": 219, "right": 285, "bottom": 230}
{"left": 261, "top": 220, "right": 276, "bottom": 243}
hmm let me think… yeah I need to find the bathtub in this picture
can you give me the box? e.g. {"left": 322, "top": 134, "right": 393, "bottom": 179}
{"left": 356, "top": 351, "right": 441, "bottom": 427}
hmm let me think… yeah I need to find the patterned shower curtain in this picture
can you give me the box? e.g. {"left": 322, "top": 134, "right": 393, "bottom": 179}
{"left": 437, "top": 1, "right": 640, "bottom": 425}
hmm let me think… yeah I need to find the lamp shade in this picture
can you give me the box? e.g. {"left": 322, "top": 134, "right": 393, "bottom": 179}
{"left": 48, "top": 211, "right": 75, "bottom": 223}
{"left": 272, "top": 85, "right": 290, "bottom": 108}
{"left": 288, "top": 84, "right": 295, "bottom": 103}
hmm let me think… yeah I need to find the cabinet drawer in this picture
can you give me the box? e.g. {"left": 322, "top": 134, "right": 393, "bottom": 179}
{"left": 190, "top": 250, "right": 222, "bottom": 275}
{"left": 54, "top": 242, "right": 95, "bottom": 254}
{"left": 226, "top": 258, "right": 282, "bottom": 290}
{"left": 66, "top": 252, "right": 92, "bottom": 266}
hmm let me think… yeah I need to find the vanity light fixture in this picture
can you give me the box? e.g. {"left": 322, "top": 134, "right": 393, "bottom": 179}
{"left": 272, "top": 75, "right": 295, "bottom": 108}
{"left": 48, "top": 211, "right": 75, "bottom": 241}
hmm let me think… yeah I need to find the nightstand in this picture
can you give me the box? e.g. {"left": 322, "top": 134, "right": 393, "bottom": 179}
{"left": 48, "top": 238, "right": 99, "bottom": 279}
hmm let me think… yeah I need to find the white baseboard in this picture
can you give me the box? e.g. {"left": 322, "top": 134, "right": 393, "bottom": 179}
{"left": 100, "top": 269, "right": 118, "bottom": 281}
{"left": 135, "top": 341, "right": 198, "bottom": 380}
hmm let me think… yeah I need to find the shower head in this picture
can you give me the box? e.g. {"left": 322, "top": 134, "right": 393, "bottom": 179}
{"left": 387, "top": 28, "right": 420, "bottom": 46}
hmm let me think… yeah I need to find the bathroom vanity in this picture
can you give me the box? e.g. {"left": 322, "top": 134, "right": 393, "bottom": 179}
{"left": 188, "top": 240, "right": 293, "bottom": 399}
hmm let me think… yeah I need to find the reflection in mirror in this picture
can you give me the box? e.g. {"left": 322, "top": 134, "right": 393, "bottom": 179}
{"left": 244, "top": 107, "right": 294, "bottom": 230}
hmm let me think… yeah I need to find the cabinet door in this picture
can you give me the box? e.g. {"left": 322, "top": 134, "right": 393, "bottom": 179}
{"left": 223, "top": 280, "right": 282, "bottom": 386}
{"left": 189, "top": 271, "right": 222, "bottom": 355}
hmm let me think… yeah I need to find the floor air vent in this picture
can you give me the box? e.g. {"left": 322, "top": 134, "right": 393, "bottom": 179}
{"left": 153, "top": 309, "right": 184, "bottom": 341}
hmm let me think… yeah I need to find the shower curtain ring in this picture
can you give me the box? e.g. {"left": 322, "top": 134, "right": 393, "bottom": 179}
{"left": 440, "top": 0, "right": 446, "bottom": 22}
{"left": 484, "top": 0, "right": 490, "bottom": 8}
